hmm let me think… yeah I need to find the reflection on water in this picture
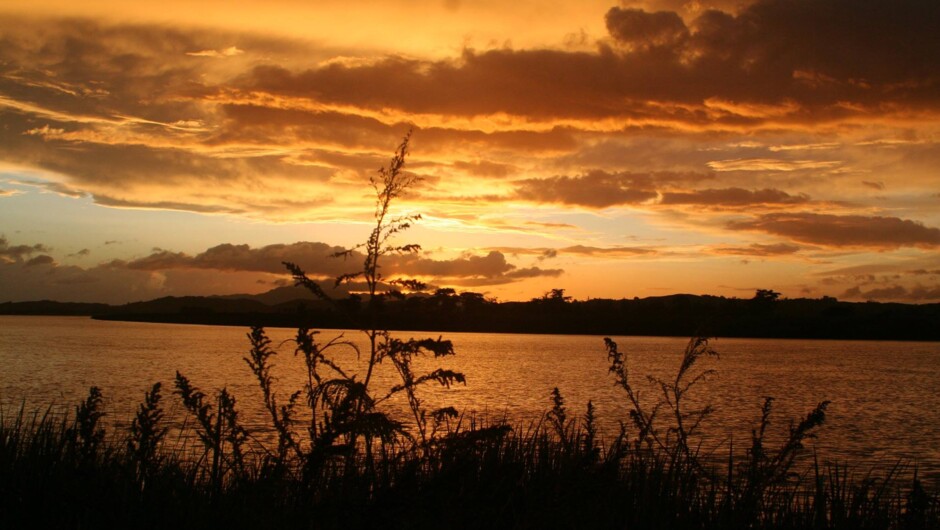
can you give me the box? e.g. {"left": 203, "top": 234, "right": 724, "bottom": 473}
{"left": 1, "top": 316, "right": 939, "bottom": 479}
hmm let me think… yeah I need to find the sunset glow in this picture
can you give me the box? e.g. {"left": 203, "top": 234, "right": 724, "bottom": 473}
{"left": 2, "top": 0, "right": 939, "bottom": 303}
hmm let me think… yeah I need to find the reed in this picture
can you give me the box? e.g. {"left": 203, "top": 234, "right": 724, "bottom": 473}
{"left": 2, "top": 378, "right": 936, "bottom": 529}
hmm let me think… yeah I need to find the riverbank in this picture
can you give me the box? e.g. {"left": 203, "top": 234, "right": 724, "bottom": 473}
{"left": 5, "top": 292, "right": 940, "bottom": 341}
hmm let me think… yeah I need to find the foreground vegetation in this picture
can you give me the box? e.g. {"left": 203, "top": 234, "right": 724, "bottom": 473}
{"left": 1, "top": 354, "right": 936, "bottom": 530}
{"left": 3, "top": 135, "right": 937, "bottom": 528}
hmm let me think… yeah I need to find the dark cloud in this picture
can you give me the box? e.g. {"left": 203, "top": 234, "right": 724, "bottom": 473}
{"left": 94, "top": 195, "right": 248, "bottom": 214}
{"left": 560, "top": 245, "right": 657, "bottom": 256}
{"left": 861, "top": 181, "right": 885, "bottom": 191}
{"left": 124, "top": 242, "right": 561, "bottom": 285}
{"left": 514, "top": 176, "right": 654, "bottom": 208}
{"left": 711, "top": 243, "right": 802, "bottom": 256}
{"left": 0, "top": 236, "right": 51, "bottom": 261}
{"left": 908, "top": 269, "right": 940, "bottom": 276}
{"left": 729, "top": 213, "right": 940, "bottom": 249}
{"left": 689, "top": 0, "right": 940, "bottom": 89}
{"left": 841, "top": 283, "right": 940, "bottom": 302}
{"left": 443, "top": 267, "right": 564, "bottom": 287}
{"left": 660, "top": 187, "right": 810, "bottom": 207}
{"left": 240, "top": 0, "right": 940, "bottom": 122}
{"left": 25, "top": 254, "right": 55, "bottom": 267}
{"left": 0, "top": 257, "right": 285, "bottom": 304}
{"left": 512, "top": 170, "right": 708, "bottom": 208}
{"left": 605, "top": 8, "right": 689, "bottom": 50}
{"left": 394, "top": 251, "right": 515, "bottom": 278}
{"left": 126, "top": 242, "right": 349, "bottom": 275}
{"left": 450, "top": 159, "right": 516, "bottom": 178}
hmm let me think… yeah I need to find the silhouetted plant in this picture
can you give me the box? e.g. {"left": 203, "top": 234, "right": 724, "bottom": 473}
{"left": 127, "top": 382, "right": 167, "bottom": 486}
{"left": 244, "top": 326, "right": 300, "bottom": 467}
{"left": 733, "top": 397, "right": 831, "bottom": 518}
{"left": 69, "top": 385, "right": 105, "bottom": 463}
{"left": 174, "top": 371, "right": 247, "bottom": 490}
{"left": 283, "top": 131, "right": 466, "bottom": 462}
{"left": 605, "top": 336, "right": 719, "bottom": 459}
{"left": 604, "top": 334, "right": 846, "bottom": 528}
{"left": 583, "top": 400, "right": 598, "bottom": 462}
{"left": 546, "top": 387, "right": 568, "bottom": 443}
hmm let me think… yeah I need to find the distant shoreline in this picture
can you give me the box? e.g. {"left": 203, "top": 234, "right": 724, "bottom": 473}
{"left": 4, "top": 293, "right": 939, "bottom": 341}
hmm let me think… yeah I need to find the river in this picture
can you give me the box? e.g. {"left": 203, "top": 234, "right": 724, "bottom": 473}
{"left": 2, "top": 315, "right": 938, "bottom": 481}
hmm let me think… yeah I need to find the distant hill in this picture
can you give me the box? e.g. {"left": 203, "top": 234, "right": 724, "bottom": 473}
{"left": 3, "top": 290, "right": 939, "bottom": 341}
{"left": 216, "top": 285, "right": 319, "bottom": 306}
{"left": 0, "top": 300, "right": 111, "bottom": 316}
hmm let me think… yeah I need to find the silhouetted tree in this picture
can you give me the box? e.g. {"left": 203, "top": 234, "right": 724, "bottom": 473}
{"left": 752, "top": 289, "right": 781, "bottom": 302}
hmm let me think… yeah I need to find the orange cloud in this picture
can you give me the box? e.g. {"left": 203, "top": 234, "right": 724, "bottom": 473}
{"left": 659, "top": 187, "right": 810, "bottom": 207}
{"left": 710, "top": 243, "right": 802, "bottom": 256}
{"left": 729, "top": 213, "right": 940, "bottom": 249}
{"left": 488, "top": 245, "right": 657, "bottom": 258}
{"left": 509, "top": 170, "right": 710, "bottom": 208}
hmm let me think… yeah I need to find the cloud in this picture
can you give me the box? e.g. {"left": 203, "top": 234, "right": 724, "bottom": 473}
{"left": 447, "top": 266, "right": 564, "bottom": 286}
{"left": 0, "top": 188, "right": 22, "bottom": 197}
{"left": 513, "top": 176, "right": 655, "bottom": 208}
{"left": 23, "top": 124, "right": 66, "bottom": 137}
{"left": 393, "top": 251, "right": 517, "bottom": 279}
{"left": 659, "top": 187, "right": 810, "bottom": 207}
{"left": 186, "top": 46, "right": 244, "bottom": 58}
{"left": 841, "top": 284, "right": 940, "bottom": 302}
{"left": 508, "top": 177, "right": 808, "bottom": 211}
{"left": 0, "top": 256, "right": 287, "bottom": 304}
{"left": 450, "top": 159, "right": 516, "bottom": 178}
{"left": 10, "top": 179, "right": 85, "bottom": 198}
{"left": 711, "top": 243, "right": 802, "bottom": 256}
{"left": 511, "top": 170, "right": 709, "bottom": 208}
{"left": 239, "top": 0, "right": 940, "bottom": 124}
{"left": 729, "top": 213, "right": 940, "bottom": 249}
{"left": 605, "top": 8, "right": 689, "bottom": 50}
{"left": 489, "top": 245, "right": 657, "bottom": 258}
{"left": 0, "top": 6, "right": 937, "bottom": 223}
{"left": 123, "top": 241, "right": 562, "bottom": 285}
{"left": 524, "top": 221, "right": 578, "bottom": 230}
{"left": 706, "top": 159, "right": 841, "bottom": 172}
{"left": 0, "top": 5, "right": 937, "bottom": 303}
{"left": 559, "top": 245, "right": 657, "bottom": 256}
{"left": 25, "top": 254, "right": 55, "bottom": 267}
{"left": 0, "top": 236, "right": 51, "bottom": 261}
{"left": 126, "top": 242, "right": 350, "bottom": 275}
{"left": 908, "top": 269, "right": 940, "bottom": 276}
{"left": 4, "top": 238, "right": 561, "bottom": 303}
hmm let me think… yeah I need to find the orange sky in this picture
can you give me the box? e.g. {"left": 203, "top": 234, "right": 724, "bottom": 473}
{"left": 1, "top": 0, "right": 939, "bottom": 304}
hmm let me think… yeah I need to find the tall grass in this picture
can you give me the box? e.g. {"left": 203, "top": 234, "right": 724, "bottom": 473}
{"left": 2, "top": 372, "right": 936, "bottom": 529}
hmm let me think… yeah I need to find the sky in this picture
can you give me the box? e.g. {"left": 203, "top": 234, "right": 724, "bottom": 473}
{"left": 1, "top": 0, "right": 939, "bottom": 304}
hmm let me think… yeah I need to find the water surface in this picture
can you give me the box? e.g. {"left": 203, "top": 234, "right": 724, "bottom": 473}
{"left": 2, "top": 316, "right": 938, "bottom": 481}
